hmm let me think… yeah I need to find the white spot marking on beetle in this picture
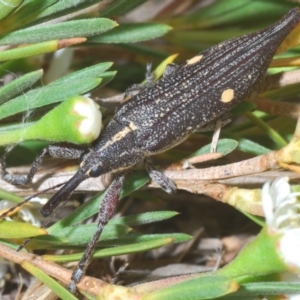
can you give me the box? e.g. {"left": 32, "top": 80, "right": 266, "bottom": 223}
{"left": 100, "top": 122, "right": 138, "bottom": 151}
{"left": 248, "top": 74, "right": 252, "bottom": 79}
{"left": 186, "top": 55, "right": 203, "bottom": 65}
{"left": 160, "top": 113, "right": 164, "bottom": 117}
{"left": 221, "top": 88, "right": 234, "bottom": 103}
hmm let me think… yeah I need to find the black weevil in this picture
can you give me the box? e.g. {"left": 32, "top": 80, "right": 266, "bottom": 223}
{"left": 1, "top": 7, "right": 300, "bottom": 292}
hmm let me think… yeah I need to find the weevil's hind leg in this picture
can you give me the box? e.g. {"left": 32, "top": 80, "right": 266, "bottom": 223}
{"left": 124, "top": 62, "right": 179, "bottom": 99}
{"left": 196, "top": 113, "right": 232, "bottom": 153}
{"left": 144, "top": 61, "right": 155, "bottom": 87}
{"left": 145, "top": 159, "right": 176, "bottom": 194}
{"left": 67, "top": 173, "right": 126, "bottom": 293}
{"left": 1, "top": 144, "right": 85, "bottom": 186}
{"left": 124, "top": 62, "right": 155, "bottom": 98}
{"left": 210, "top": 119, "right": 223, "bottom": 153}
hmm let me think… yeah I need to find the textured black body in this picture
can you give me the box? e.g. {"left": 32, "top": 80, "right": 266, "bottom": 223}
{"left": 80, "top": 8, "right": 300, "bottom": 175}
{"left": 2, "top": 8, "right": 300, "bottom": 292}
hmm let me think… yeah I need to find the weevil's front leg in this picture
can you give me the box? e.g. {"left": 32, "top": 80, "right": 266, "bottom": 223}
{"left": 67, "top": 173, "right": 125, "bottom": 293}
{"left": 145, "top": 159, "right": 176, "bottom": 194}
{"left": 1, "top": 144, "right": 85, "bottom": 186}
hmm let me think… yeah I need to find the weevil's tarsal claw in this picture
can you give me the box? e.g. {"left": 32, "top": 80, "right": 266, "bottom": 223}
{"left": 40, "top": 170, "right": 88, "bottom": 218}
{"left": 1, "top": 158, "right": 30, "bottom": 186}
{"left": 145, "top": 160, "right": 176, "bottom": 194}
{"left": 145, "top": 61, "right": 155, "bottom": 86}
{"left": 67, "top": 281, "right": 76, "bottom": 294}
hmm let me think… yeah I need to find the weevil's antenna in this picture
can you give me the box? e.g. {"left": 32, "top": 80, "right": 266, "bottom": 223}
{"left": 0, "top": 181, "right": 68, "bottom": 219}
{"left": 0, "top": 180, "right": 71, "bottom": 252}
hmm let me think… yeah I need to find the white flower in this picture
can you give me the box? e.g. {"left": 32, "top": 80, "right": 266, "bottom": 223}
{"left": 0, "top": 197, "right": 47, "bottom": 227}
{"left": 262, "top": 177, "right": 300, "bottom": 295}
{"left": 262, "top": 177, "right": 300, "bottom": 273}
{"left": 73, "top": 97, "right": 102, "bottom": 139}
{"left": 262, "top": 177, "right": 300, "bottom": 230}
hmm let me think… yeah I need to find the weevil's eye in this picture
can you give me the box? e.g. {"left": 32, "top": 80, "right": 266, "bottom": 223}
{"left": 80, "top": 150, "right": 89, "bottom": 162}
{"left": 89, "top": 165, "right": 102, "bottom": 177}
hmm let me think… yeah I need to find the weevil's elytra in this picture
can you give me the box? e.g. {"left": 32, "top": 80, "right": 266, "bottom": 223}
{"left": 2, "top": 8, "right": 300, "bottom": 293}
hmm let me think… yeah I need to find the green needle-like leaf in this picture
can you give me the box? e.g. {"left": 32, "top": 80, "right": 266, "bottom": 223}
{"left": 43, "top": 237, "right": 174, "bottom": 262}
{"left": 0, "top": 220, "right": 47, "bottom": 239}
{"left": 50, "top": 62, "right": 113, "bottom": 85}
{"left": 19, "top": 0, "right": 104, "bottom": 25}
{"left": 0, "top": 69, "right": 43, "bottom": 104}
{"left": 89, "top": 23, "right": 172, "bottom": 44}
{"left": 21, "top": 261, "right": 77, "bottom": 300}
{"left": 142, "top": 275, "right": 239, "bottom": 300}
{"left": 110, "top": 211, "right": 178, "bottom": 226}
{"left": 0, "top": 39, "right": 85, "bottom": 62}
{"left": 0, "top": 0, "right": 23, "bottom": 21}
{"left": 0, "top": 19, "right": 118, "bottom": 46}
{"left": 0, "top": 0, "right": 57, "bottom": 34}
{"left": 97, "top": 233, "right": 192, "bottom": 248}
{"left": 31, "top": 224, "right": 130, "bottom": 249}
{"left": 191, "top": 138, "right": 238, "bottom": 157}
{"left": 0, "top": 78, "right": 101, "bottom": 120}
{"left": 0, "top": 187, "right": 24, "bottom": 204}
{"left": 99, "top": 0, "right": 147, "bottom": 17}
{"left": 237, "top": 138, "right": 271, "bottom": 155}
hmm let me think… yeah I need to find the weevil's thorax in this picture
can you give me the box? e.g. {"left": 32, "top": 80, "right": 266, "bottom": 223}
{"left": 80, "top": 119, "right": 145, "bottom": 176}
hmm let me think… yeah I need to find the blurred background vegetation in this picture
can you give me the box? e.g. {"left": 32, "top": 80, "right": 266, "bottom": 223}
{"left": 1, "top": 0, "right": 300, "bottom": 299}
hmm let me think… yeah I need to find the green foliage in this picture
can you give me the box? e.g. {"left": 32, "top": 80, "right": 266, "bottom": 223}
{"left": 1, "top": 0, "right": 300, "bottom": 299}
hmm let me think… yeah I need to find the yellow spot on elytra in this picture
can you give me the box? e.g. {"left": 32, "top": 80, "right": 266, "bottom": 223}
{"left": 221, "top": 89, "right": 234, "bottom": 103}
{"left": 186, "top": 55, "right": 203, "bottom": 65}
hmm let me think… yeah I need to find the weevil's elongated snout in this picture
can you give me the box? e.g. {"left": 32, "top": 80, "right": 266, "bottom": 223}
{"left": 41, "top": 170, "right": 88, "bottom": 218}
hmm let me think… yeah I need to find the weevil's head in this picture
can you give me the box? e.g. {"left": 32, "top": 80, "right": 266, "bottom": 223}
{"left": 79, "top": 149, "right": 111, "bottom": 178}
{"left": 41, "top": 149, "right": 110, "bottom": 218}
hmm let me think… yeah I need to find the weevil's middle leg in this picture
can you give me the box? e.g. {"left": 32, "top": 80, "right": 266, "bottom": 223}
{"left": 1, "top": 144, "right": 85, "bottom": 186}
{"left": 67, "top": 173, "right": 126, "bottom": 293}
{"left": 145, "top": 159, "right": 176, "bottom": 194}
